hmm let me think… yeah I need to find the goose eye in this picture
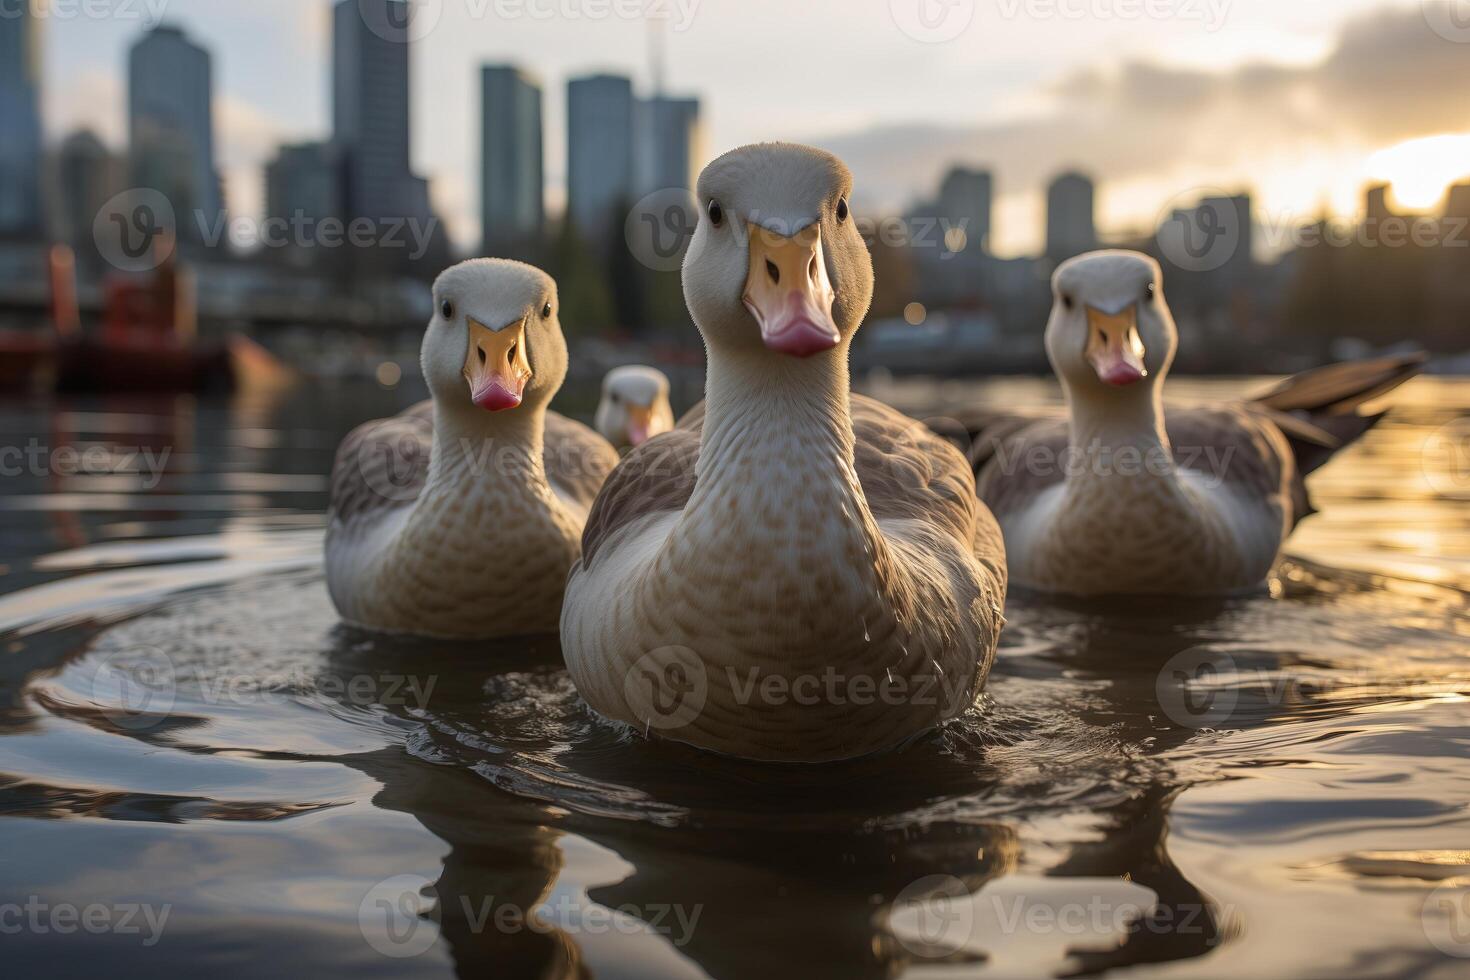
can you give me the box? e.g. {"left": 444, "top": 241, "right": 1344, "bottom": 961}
{"left": 440, "top": 299, "right": 455, "bottom": 320}
{"left": 542, "top": 302, "right": 552, "bottom": 319}
{"left": 1062, "top": 294, "right": 1075, "bottom": 311}
{"left": 1145, "top": 282, "right": 1156, "bottom": 302}
{"left": 836, "top": 197, "right": 849, "bottom": 223}
{"left": 707, "top": 199, "right": 724, "bottom": 227}
{"left": 609, "top": 392, "right": 621, "bottom": 405}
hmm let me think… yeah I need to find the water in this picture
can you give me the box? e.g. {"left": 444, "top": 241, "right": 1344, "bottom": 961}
{"left": 0, "top": 375, "right": 1466, "bottom": 979}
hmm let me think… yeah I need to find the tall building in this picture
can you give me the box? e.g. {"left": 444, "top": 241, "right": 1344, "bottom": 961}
{"left": 566, "top": 74, "right": 635, "bottom": 244}
{"left": 0, "top": 5, "right": 44, "bottom": 236}
{"left": 1198, "top": 193, "right": 1253, "bottom": 275}
{"left": 265, "top": 142, "right": 342, "bottom": 268}
{"left": 54, "top": 130, "right": 124, "bottom": 268}
{"left": 1445, "top": 183, "right": 1470, "bottom": 223}
{"left": 128, "top": 24, "right": 222, "bottom": 221}
{"left": 333, "top": 0, "right": 430, "bottom": 229}
{"left": 1045, "top": 172, "right": 1096, "bottom": 264}
{"left": 481, "top": 66, "right": 544, "bottom": 256}
{"left": 1364, "top": 183, "right": 1402, "bottom": 228}
{"left": 936, "top": 167, "right": 992, "bottom": 254}
{"left": 636, "top": 95, "right": 703, "bottom": 197}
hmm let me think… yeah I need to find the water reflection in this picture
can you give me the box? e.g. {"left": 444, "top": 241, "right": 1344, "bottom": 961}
{"left": 0, "top": 377, "right": 1465, "bottom": 977}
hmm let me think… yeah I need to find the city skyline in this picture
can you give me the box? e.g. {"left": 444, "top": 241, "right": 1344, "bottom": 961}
{"left": 28, "top": 0, "right": 1470, "bottom": 257}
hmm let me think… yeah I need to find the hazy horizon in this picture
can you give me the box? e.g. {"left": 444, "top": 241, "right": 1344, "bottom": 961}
{"left": 35, "top": 0, "right": 1470, "bottom": 256}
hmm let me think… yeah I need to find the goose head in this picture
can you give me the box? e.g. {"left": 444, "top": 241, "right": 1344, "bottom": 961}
{"left": 595, "top": 365, "right": 674, "bottom": 449}
{"left": 1046, "top": 250, "right": 1177, "bottom": 395}
{"left": 421, "top": 259, "right": 568, "bottom": 418}
{"left": 683, "top": 143, "right": 874, "bottom": 360}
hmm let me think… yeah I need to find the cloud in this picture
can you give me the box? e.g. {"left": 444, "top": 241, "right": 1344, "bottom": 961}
{"left": 815, "top": 5, "right": 1470, "bottom": 227}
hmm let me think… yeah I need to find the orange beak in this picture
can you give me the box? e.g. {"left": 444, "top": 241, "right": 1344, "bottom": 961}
{"left": 742, "top": 223, "right": 840, "bottom": 358}
{"left": 624, "top": 402, "right": 655, "bottom": 447}
{"left": 1085, "top": 305, "right": 1147, "bottom": 386}
{"left": 463, "top": 316, "right": 532, "bottom": 411}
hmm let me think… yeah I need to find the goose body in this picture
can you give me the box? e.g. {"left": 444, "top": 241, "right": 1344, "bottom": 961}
{"left": 327, "top": 259, "right": 618, "bottom": 638}
{"left": 968, "top": 250, "right": 1423, "bottom": 597}
{"left": 561, "top": 144, "right": 1007, "bottom": 762}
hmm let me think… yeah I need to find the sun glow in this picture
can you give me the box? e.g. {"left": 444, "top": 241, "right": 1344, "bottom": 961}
{"left": 1367, "top": 134, "right": 1470, "bottom": 211}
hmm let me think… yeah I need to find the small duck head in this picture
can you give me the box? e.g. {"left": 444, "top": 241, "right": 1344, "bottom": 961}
{"left": 422, "top": 259, "right": 568, "bottom": 418}
{"left": 682, "top": 142, "right": 874, "bottom": 361}
{"left": 595, "top": 366, "right": 674, "bottom": 449}
{"left": 1046, "top": 250, "right": 1177, "bottom": 395}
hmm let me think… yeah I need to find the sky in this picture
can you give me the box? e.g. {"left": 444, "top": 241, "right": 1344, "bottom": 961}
{"left": 34, "top": 0, "right": 1470, "bottom": 256}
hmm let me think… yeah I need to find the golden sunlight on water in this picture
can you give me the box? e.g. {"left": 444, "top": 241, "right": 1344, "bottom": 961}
{"left": 0, "top": 375, "right": 1465, "bottom": 978}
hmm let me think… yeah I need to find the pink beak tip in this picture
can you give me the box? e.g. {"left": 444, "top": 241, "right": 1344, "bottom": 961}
{"left": 472, "top": 380, "right": 523, "bottom": 411}
{"left": 762, "top": 316, "right": 841, "bottom": 358}
{"left": 1100, "top": 363, "right": 1146, "bottom": 386}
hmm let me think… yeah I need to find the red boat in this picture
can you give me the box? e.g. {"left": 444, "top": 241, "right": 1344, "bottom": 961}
{"left": 1, "top": 242, "right": 244, "bottom": 394}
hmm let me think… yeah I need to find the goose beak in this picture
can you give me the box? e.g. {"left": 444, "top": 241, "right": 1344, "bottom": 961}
{"left": 463, "top": 316, "right": 532, "bottom": 411}
{"left": 624, "top": 402, "right": 655, "bottom": 447}
{"left": 1085, "top": 305, "right": 1148, "bottom": 386}
{"left": 743, "top": 222, "right": 840, "bottom": 358}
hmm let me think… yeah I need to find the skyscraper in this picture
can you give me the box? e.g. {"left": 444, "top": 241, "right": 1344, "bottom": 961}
{"left": 128, "top": 24, "right": 222, "bottom": 221}
{"left": 333, "top": 0, "right": 430, "bottom": 228}
{"left": 54, "top": 130, "right": 124, "bottom": 269}
{"left": 0, "top": 5, "right": 44, "bottom": 236}
{"left": 636, "top": 95, "right": 703, "bottom": 197}
{"left": 481, "top": 66, "right": 544, "bottom": 256}
{"left": 936, "top": 167, "right": 992, "bottom": 254}
{"left": 265, "top": 142, "right": 342, "bottom": 269}
{"left": 566, "top": 74, "right": 635, "bottom": 244}
{"left": 1045, "top": 172, "right": 1096, "bottom": 264}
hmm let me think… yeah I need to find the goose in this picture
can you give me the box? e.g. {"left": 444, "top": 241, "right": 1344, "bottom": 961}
{"left": 964, "top": 249, "right": 1424, "bottom": 597}
{"left": 595, "top": 365, "right": 675, "bottom": 449}
{"left": 560, "top": 143, "right": 1008, "bottom": 762}
{"left": 326, "top": 259, "right": 619, "bottom": 638}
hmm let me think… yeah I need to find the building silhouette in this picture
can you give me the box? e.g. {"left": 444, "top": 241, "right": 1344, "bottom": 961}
{"left": 128, "top": 24, "right": 223, "bottom": 224}
{"left": 480, "top": 66, "right": 544, "bottom": 258}
{"left": 332, "top": 0, "right": 431, "bottom": 238}
{"left": 936, "top": 167, "right": 992, "bottom": 254}
{"left": 566, "top": 73, "right": 636, "bottom": 245}
{"left": 0, "top": 4, "right": 44, "bottom": 237}
{"left": 265, "top": 142, "right": 343, "bottom": 270}
{"left": 53, "top": 130, "right": 124, "bottom": 270}
{"left": 1045, "top": 171, "right": 1096, "bottom": 264}
{"left": 636, "top": 94, "right": 703, "bottom": 197}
